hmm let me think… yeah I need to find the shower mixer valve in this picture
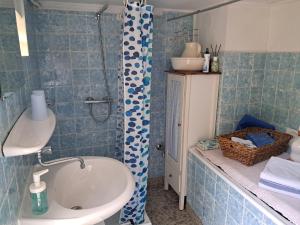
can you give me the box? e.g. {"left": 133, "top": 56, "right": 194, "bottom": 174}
{"left": 84, "top": 96, "right": 113, "bottom": 104}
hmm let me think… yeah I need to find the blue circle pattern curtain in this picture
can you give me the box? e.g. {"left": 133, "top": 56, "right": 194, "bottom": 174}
{"left": 120, "top": 2, "right": 154, "bottom": 224}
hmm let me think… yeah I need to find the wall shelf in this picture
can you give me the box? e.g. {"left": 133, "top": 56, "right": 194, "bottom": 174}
{"left": 2, "top": 108, "right": 56, "bottom": 157}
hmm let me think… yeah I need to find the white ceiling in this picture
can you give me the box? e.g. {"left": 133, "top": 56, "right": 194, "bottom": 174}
{"left": 36, "top": 0, "right": 290, "bottom": 10}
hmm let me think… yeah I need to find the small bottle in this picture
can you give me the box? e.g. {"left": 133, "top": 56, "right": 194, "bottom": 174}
{"left": 30, "top": 169, "right": 49, "bottom": 215}
{"left": 203, "top": 48, "right": 210, "bottom": 73}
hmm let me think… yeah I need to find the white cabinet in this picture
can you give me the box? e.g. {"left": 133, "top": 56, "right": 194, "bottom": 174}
{"left": 164, "top": 72, "right": 220, "bottom": 210}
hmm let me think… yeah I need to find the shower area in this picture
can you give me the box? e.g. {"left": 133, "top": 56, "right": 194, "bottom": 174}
{"left": 35, "top": 0, "right": 192, "bottom": 178}
{"left": 39, "top": 5, "right": 124, "bottom": 160}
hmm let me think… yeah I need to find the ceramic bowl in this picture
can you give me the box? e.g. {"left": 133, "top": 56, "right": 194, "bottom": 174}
{"left": 171, "top": 57, "right": 204, "bottom": 71}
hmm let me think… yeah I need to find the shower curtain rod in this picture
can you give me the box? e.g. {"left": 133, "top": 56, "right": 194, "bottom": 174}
{"left": 123, "top": 0, "right": 147, "bottom": 7}
{"left": 167, "top": 0, "right": 242, "bottom": 22}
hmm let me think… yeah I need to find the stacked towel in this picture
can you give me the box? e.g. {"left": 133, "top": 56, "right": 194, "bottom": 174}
{"left": 236, "top": 114, "right": 276, "bottom": 131}
{"left": 259, "top": 157, "right": 300, "bottom": 199}
{"left": 246, "top": 132, "right": 275, "bottom": 147}
{"left": 231, "top": 137, "right": 257, "bottom": 148}
{"left": 195, "top": 139, "right": 219, "bottom": 151}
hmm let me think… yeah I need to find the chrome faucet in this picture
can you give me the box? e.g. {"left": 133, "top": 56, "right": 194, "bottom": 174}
{"left": 37, "top": 146, "right": 86, "bottom": 169}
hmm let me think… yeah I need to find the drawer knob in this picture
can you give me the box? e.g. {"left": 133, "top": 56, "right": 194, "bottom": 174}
{"left": 169, "top": 174, "right": 172, "bottom": 178}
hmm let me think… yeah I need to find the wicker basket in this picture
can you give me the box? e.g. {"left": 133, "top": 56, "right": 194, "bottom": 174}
{"left": 218, "top": 127, "right": 293, "bottom": 166}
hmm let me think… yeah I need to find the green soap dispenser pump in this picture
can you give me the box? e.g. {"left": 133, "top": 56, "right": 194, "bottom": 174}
{"left": 30, "top": 169, "right": 49, "bottom": 215}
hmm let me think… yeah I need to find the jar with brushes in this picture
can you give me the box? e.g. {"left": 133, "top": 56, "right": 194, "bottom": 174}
{"left": 210, "top": 44, "right": 221, "bottom": 73}
{"left": 211, "top": 57, "right": 219, "bottom": 73}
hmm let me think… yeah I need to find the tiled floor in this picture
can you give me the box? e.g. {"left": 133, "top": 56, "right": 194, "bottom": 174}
{"left": 104, "top": 177, "right": 202, "bottom": 225}
{"left": 146, "top": 178, "right": 203, "bottom": 225}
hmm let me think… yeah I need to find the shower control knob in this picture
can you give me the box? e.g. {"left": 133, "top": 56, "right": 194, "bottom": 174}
{"left": 156, "top": 144, "right": 164, "bottom": 152}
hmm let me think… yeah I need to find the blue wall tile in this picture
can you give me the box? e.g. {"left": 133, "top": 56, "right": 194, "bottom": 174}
{"left": 0, "top": 5, "right": 39, "bottom": 225}
{"left": 227, "top": 194, "right": 244, "bottom": 223}
{"left": 216, "top": 51, "right": 300, "bottom": 135}
{"left": 68, "top": 14, "right": 87, "bottom": 33}
{"left": 222, "top": 52, "right": 240, "bottom": 70}
{"left": 256, "top": 52, "right": 299, "bottom": 130}
{"left": 222, "top": 70, "right": 238, "bottom": 88}
{"left": 70, "top": 34, "right": 87, "bottom": 51}
{"left": 240, "top": 53, "right": 254, "bottom": 70}
{"left": 254, "top": 53, "right": 266, "bottom": 70}
{"left": 279, "top": 53, "right": 296, "bottom": 71}
{"left": 213, "top": 204, "right": 226, "bottom": 225}
{"left": 226, "top": 215, "right": 239, "bottom": 225}
{"left": 71, "top": 52, "right": 88, "bottom": 68}
{"left": 243, "top": 209, "right": 262, "bottom": 225}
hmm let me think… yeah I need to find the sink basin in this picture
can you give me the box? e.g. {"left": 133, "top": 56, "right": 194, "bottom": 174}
{"left": 171, "top": 57, "right": 204, "bottom": 71}
{"left": 20, "top": 157, "right": 135, "bottom": 225}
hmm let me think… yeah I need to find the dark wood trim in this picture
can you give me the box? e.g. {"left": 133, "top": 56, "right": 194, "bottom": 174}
{"left": 165, "top": 70, "right": 222, "bottom": 75}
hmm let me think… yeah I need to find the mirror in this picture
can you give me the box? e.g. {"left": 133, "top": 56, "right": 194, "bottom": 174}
{"left": 0, "top": 0, "right": 29, "bottom": 99}
{"left": 14, "top": 0, "right": 29, "bottom": 57}
{"left": 0, "top": 0, "right": 28, "bottom": 98}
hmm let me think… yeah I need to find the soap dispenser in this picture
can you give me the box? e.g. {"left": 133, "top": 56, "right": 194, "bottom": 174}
{"left": 290, "top": 127, "right": 300, "bottom": 162}
{"left": 30, "top": 169, "right": 49, "bottom": 215}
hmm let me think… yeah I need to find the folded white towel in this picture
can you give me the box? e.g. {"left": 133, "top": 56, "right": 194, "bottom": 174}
{"left": 259, "top": 182, "right": 300, "bottom": 199}
{"left": 231, "top": 137, "right": 257, "bottom": 148}
{"left": 260, "top": 157, "right": 300, "bottom": 190}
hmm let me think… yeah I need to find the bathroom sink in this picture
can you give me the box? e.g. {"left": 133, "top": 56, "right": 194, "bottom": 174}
{"left": 20, "top": 157, "right": 135, "bottom": 225}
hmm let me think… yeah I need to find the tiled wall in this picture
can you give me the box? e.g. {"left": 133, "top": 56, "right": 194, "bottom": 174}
{"left": 187, "top": 152, "right": 278, "bottom": 225}
{"left": 32, "top": 9, "right": 122, "bottom": 159}
{"left": 32, "top": 9, "right": 193, "bottom": 178}
{"left": 0, "top": 4, "right": 40, "bottom": 225}
{"left": 216, "top": 52, "right": 266, "bottom": 135}
{"left": 260, "top": 53, "right": 300, "bottom": 131}
{"left": 216, "top": 52, "right": 300, "bottom": 135}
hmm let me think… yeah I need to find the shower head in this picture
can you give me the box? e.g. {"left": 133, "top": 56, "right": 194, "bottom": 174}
{"left": 95, "top": 4, "right": 109, "bottom": 20}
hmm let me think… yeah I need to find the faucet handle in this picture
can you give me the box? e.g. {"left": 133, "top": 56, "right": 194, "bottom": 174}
{"left": 41, "top": 146, "right": 52, "bottom": 154}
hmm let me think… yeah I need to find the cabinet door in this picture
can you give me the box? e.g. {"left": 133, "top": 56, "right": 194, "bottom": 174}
{"left": 165, "top": 74, "right": 185, "bottom": 193}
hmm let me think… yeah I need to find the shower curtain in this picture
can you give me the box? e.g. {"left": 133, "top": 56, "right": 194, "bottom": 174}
{"left": 120, "top": 2, "right": 153, "bottom": 224}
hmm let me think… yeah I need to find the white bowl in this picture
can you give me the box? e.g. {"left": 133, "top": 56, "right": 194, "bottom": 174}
{"left": 171, "top": 57, "right": 204, "bottom": 71}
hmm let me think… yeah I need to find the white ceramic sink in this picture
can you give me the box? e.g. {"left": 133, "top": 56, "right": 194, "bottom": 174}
{"left": 20, "top": 157, "right": 135, "bottom": 225}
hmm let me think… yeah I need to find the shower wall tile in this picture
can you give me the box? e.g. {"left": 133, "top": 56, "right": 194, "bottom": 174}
{"left": 0, "top": 4, "right": 40, "bottom": 225}
{"left": 33, "top": 10, "right": 122, "bottom": 159}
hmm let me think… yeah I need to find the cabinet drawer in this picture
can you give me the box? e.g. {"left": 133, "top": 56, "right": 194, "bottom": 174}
{"left": 165, "top": 163, "right": 180, "bottom": 194}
